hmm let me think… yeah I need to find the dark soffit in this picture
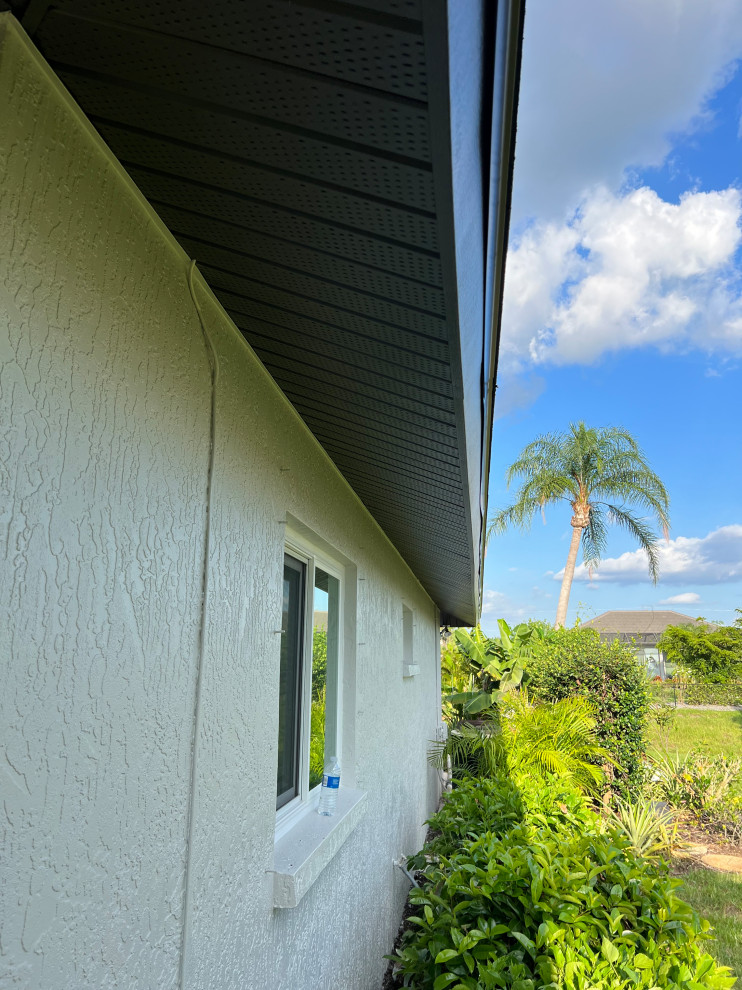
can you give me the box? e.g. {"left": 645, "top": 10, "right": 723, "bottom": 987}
{"left": 10, "top": 0, "right": 524, "bottom": 625}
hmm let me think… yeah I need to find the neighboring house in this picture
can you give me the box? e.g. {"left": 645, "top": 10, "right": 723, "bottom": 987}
{"left": 0, "top": 4, "right": 523, "bottom": 989}
{"left": 582, "top": 610, "right": 714, "bottom": 679}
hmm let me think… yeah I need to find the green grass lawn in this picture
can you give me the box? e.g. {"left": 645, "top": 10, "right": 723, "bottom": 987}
{"left": 676, "top": 867, "right": 742, "bottom": 976}
{"left": 644, "top": 711, "right": 742, "bottom": 977}
{"left": 648, "top": 709, "right": 742, "bottom": 759}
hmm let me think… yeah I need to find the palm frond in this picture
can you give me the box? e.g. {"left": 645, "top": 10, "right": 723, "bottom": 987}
{"left": 487, "top": 475, "right": 571, "bottom": 537}
{"left": 604, "top": 505, "right": 662, "bottom": 581}
{"left": 494, "top": 692, "right": 611, "bottom": 794}
{"left": 505, "top": 433, "right": 566, "bottom": 486}
{"left": 592, "top": 467, "right": 670, "bottom": 535}
{"left": 581, "top": 505, "right": 608, "bottom": 573}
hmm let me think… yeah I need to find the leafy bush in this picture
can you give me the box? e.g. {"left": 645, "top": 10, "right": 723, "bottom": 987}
{"left": 528, "top": 627, "right": 650, "bottom": 793}
{"left": 683, "top": 681, "right": 742, "bottom": 706}
{"left": 659, "top": 622, "right": 742, "bottom": 683}
{"left": 429, "top": 695, "right": 611, "bottom": 795}
{"left": 417, "top": 776, "right": 594, "bottom": 861}
{"left": 497, "top": 692, "right": 611, "bottom": 793}
{"left": 651, "top": 751, "right": 742, "bottom": 813}
{"left": 393, "top": 777, "right": 735, "bottom": 990}
{"left": 648, "top": 751, "right": 742, "bottom": 847}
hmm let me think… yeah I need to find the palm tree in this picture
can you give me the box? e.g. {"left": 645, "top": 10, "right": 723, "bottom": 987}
{"left": 488, "top": 422, "right": 670, "bottom": 628}
{"left": 428, "top": 693, "right": 612, "bottom": 795}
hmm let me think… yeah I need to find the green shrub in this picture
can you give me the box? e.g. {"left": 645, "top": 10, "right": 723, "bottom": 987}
{"left": 659, "top": 623, "right": 742, "bottom": 683}
{"left": 417, "top": 776, "right": 594, "bottom": 861}
{"left": 312, "top": 627, "right": 328, "bottom": 698}
{"left": 496, "top": 692, "right": 611, "bottom": 794}
{"left": 651, "top": 751, "right": 741, "bottom": 813}
{"left": 683, "top": 681, "right": 742, "bottom": 706}
{"left": 393, "top": 777, "right": 735, "bottom": 990}
{"left": 528, "top": 627, "right": 650, "bottom": 794}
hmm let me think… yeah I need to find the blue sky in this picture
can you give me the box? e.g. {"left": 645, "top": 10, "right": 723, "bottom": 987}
{"left": 483, "top": 0, "right": 742, "bottom": 631}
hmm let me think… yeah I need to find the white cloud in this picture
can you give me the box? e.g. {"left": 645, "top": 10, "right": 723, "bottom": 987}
{"left": 493, "top": 371, "right": 546, "bottom": 418}
{"left": 501, "top": 186, "right": 742, "bottom": 368}
{"left": 556, "top": 524, "right": 742, "bottom": 584}
{"left": 481, "top": 589, "right": 510, "bottom": 615}
{"left": 659, "top": 592, "right": 701, "bottom": 604}
{"left": 479, "top": 588, "right": 556, "bottom": 633}
{"left": 513, "top": 0, "right": 742, "bottom": 223}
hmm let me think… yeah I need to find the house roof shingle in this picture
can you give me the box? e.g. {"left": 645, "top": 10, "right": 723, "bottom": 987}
{"left": 582, "top": 610, "right": 712, "bottom": 636}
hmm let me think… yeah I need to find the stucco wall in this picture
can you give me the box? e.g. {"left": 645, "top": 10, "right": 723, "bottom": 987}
{"left": 0, "top": 18, "right": 442, "bottom": 990}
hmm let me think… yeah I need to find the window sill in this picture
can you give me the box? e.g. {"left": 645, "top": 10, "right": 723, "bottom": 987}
{"left": 272, "top": 787, "right": 367, "bottom": 908}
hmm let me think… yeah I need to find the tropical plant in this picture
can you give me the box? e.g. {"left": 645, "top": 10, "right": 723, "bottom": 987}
{"left": 499, "top": 692, "right": 612, "bottom": 792}
{"left": 528, "top": 626, "right": 650, "bottom": 794}
{"left": 651, "top": 750, "right": 742, "bottom": 813}
{"left": 659, "top": 621, "right": 742, "bottom": 683}
{"left": 442, "top": 623, "right": 532, "bottom": 718}
{"left": 429, "top": 693, "right": 612, "bottom": 795}
{"left": 701, "top": 795, "right": 742, "bottom": 846}
{"left": 605, "top": 797, "right": 676, "bottom": 859}
{"left": 488, "top": 422, "right": 670, "bottom": 627}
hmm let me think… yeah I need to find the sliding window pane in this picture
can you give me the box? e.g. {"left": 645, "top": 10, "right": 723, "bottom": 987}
{"left": 277, "top": 555, "right": 304, "bottom": 809}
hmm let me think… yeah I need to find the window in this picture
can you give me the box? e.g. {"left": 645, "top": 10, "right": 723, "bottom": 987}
{"left": 402, "top": 603, "right": 418, "bottom": 678}
{"left": 272, "top": 527, "right": 364, "bottom": 908}
{"left": 277, "top": 538, "right": 343, "bottom": 825}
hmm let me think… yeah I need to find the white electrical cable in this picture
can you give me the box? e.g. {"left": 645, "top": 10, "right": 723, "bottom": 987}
{"left": 179, "top": 259, "right": 219, "bottom": 990}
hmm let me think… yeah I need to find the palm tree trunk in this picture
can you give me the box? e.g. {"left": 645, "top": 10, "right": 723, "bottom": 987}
{"left": 555, "top": 525, "right": 583, "bottom": 628}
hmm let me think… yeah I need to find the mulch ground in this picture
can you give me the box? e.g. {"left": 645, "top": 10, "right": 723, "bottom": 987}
{"left": 380, "top": 886, "right": 420, "bottom": 990}
{"left": 676, "top": 819, "right": 742, "bottom": 859}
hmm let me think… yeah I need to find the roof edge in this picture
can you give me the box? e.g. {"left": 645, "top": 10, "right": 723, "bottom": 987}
{"left": 479, "top": 0, "right": 526, "bottom": 623}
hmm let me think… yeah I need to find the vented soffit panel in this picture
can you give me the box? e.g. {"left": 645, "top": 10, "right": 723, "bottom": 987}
{"left": 10, "top": 0, "right": 524, "bottom": 626}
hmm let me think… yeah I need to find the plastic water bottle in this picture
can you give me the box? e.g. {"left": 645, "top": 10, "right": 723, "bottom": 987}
{"left": 318, "top": 756, "right": 341, "bottom": 816}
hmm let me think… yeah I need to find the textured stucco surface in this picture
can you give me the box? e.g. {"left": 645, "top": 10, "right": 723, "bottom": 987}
{"left": 0, "top": 18, "right": 442, "bottom": 990}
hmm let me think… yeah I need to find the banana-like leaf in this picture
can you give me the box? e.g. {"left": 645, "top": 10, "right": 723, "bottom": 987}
{"left": 443, "top": 689, "right": 496, "bottom": 715}
{"left": 445, "top": 691, "right": 475, "bottom": 707}
{"left": 497, "top": 618, "right": 513, "bottom": 652}
{"left": 482, "top": 659, "right": 504, "bottom": 678}
{"left": 464, "top": 692, "right": 497, "bottom": 715}
{"left": 499, "top": 666, "right": 524, "bottom": 693}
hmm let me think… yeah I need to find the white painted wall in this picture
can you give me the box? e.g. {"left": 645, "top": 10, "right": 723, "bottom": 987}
{"left": 0, "top": 18, "right": 442, "bottom": 990}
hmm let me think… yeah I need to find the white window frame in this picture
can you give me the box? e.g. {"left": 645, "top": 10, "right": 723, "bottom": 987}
{"left": 276, "top": 530, "right": 345, "bottom": 841}
{"left": 402, "top": 601, "right": 419, "bottom": 678}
